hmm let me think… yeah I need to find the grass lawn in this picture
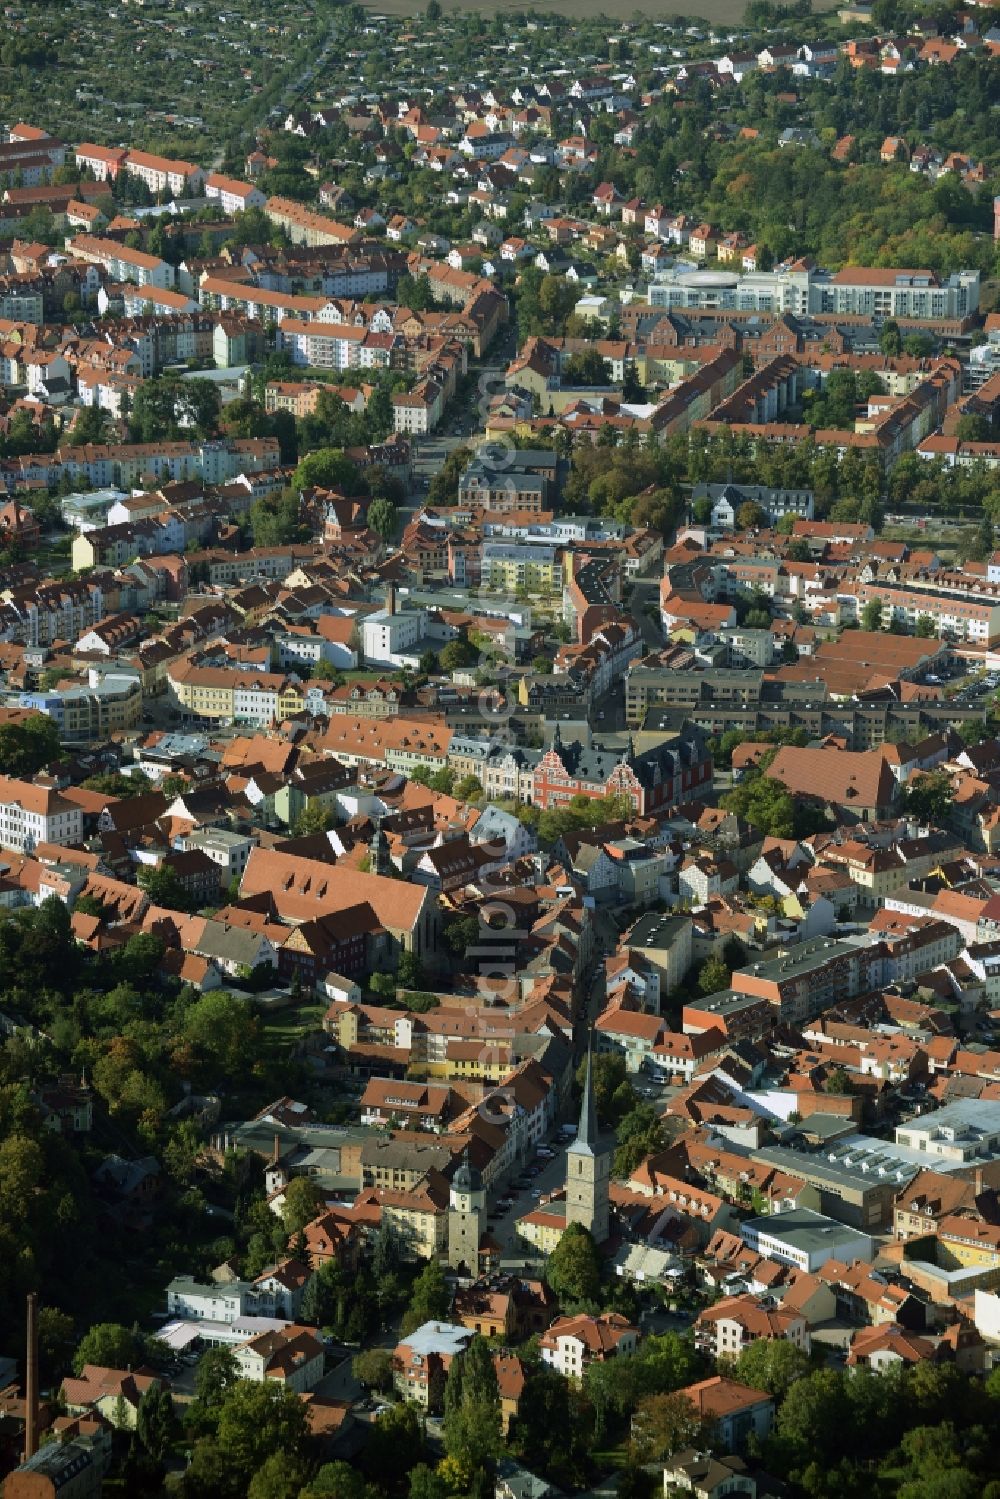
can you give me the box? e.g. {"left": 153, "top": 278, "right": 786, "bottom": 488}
{"left": 260, "top": 999, "right": 328, "bottom": 1051}
{"left": 590, "top": 1446, "right": 628, "bottom": 1470}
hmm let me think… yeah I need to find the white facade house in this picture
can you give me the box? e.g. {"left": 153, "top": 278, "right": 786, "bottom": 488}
{"left": 361, "top": 606, "right": 426, "bottom": 668}
{"left": 123, "top": 149, "right": 204, "bottom": 196}
{"left": 0, "top": 777, "right": 84, "bottom": 854}
{"left": 66, "top": 235, "right": 175, "bottom": 290}
{"left": 204, "top": 172, "right": 267, "bottom": 214}
{"left": 234, "top": 1327, "right": 325, "bottom": 1392}
{"left": 183, "top": 828, "right": 254, "bottom": 883}
{"left": 538, "top": 1314, "right": 638, "bottom": 1381}
{"left": 166, "top": 1277, "right": 249, "bottom": 1323}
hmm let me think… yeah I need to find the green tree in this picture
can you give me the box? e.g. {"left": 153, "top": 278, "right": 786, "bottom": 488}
{"left": 292, "top": 803, "right": 333, "bottom": 837}
{"left": 443, "top": 1335, "right": 501, "bottom": 1471}
{"left": 629, "top": 1390, "right": 703, "bottom": 1462}
{"left": 614, "top": 1103, "right": 666, "bottom": 1178}
{"left": 250, "top": 492, "right": 301, "bottom": 547}
{"left": 353, "top": 1348, "right": 393, "bottom": 1392}
{"left": 310, "top": 659, "right": 342, "bottom": 683}
{"left": 510, "top": 1365, "right": 586, "bottom": 1488}
{"left": 736, "top": 500, "right": 765, "bottom": 530}
{"left": 444, "top": 915, "right": 481, "bottom": 958}
{"left": 73, "top": 1322, "right": 144, "bottom": 1375}
{"left": 364, "top": 1401, "right": 425, "bottom": 1491}
{"left": 915, "top": 615, "right": 937, "bottom": 638}
{"left": 561, "top": 348, "right": 612, "bottom": 386}
{"left": 292, "top": 448, "right": 359, "bottom": 494}
{"left": 0, "top": 715, "right": 61, "bottom": 776}
{"left": 576, "top": 1052, "right": 635, "bottom": 1127}
{"left": 213, "top": 1380, "right": 310, "bottom": 1486}
{"left": 697, "top": 956, "right": 730, "bottom": 996}
{"left": 183, "top": 991, "right": 260, "bottom": 1077}
{"left": 956, "top": 413, "right": 992, "bottom": 443}
{"left": 401, "top": 1256, "right": 451, "bottom": 1334}
{"left": 38, "top": 1306, "right": 75, "bottom": 1383}
{"left": 368, "top": 495, "right": 398, "bottom": 542}
{"left": 440, "top": 638, "right": 478, "bottom": 671}
{"left": 545, "top": 1221, "right": 602, "bottom": 1306}
{"left": 247, "top": 1452, "right": 311, "bottom": 1499}
{"left": 305, "top": 1462, "right": 372, "bottom": 1499}
{"left": 137, "top": 862, "right": 195, "bottom": 912}
{"left": 191, "top": 1347, "right": 239, "bottom": 1418}
{"left": 397, "top": 950, "right": 426, "bottom": 990}
{"left": 861, "top": 598, "right": 884, "bottom": 632}
{"left": 136, "top": 1382, "right": 176, "bottom": 1461}
{"left": 454, "top": 775, "right": 482, "bottom": 802}
{"left": 904, "top": 768, "right": 954, "bottom": 824}
{"left": 408, "top": 1465, "right": 448, "bottom": 1499}
{"left": 732, "top": 1336, "right": 810, "bottom": 1399}
{"left": 300, "top": 1258, "right": 348, "bottom": 1332}
{"left": 282, "top": 1176, "right": 324, "bottom": 1237}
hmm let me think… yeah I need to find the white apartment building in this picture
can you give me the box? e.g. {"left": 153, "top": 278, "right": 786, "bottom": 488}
{"left": 74, "top": 143, "right": 128, "bottom": 182}
{"left": 279, "top": 319, "right": 396, "bottom": 371}
{"left": 538, "top": 1314, "right": 638, "bottom": 1381}
{"left": 361, "top": 606, "right": 426, "bottom": 667}
{"left": 649, "top": 264, "right": 980, "bottom": 321}
{"left": 123, "top": 149, "right": 204, "bottom": 197}
{"left": 66, "top": 235, "right": 175, "bottom": 290}
{"left": 232, "top": 675, "right": 286, "bottom": 725}
{"left": 0, "top": 776, "right": 84, "bottom": 853}
{"left": 392, "top": 380, "right": 444, "bottom": 436}
{"left": 203, "top": 172, "right": 266, "bottom": 215}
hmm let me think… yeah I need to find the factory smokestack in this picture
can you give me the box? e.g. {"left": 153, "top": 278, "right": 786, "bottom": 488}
{"left": 24, "top": 1291, "right": 38, "bottom": 1462}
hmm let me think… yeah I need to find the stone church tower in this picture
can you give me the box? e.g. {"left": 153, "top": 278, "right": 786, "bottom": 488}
{"left": 565, "top": 1042, "right": 611, "bottom": 1244}
{"left": 448, "top": 1149, "right": 486, "bottom": 1272}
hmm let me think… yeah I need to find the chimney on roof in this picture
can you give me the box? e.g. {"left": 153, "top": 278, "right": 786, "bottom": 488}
{"left": 386, "top": 583, "right": 396, "bottom": 616}
{"left": 23, "top": 1292, "right": 38, "bottom": 1462}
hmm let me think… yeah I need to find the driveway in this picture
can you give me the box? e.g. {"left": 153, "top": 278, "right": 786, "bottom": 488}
{"left": 627, "top": 579, "right": 665, "bottom": 652}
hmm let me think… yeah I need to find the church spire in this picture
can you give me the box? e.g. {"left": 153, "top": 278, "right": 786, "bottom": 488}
{"left": 577, "top": 1037, "right": 598, "bottom": 1151}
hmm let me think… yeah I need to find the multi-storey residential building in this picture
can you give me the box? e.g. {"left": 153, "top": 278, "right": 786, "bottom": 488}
{"left": 480, "top": 541, "right": 560, "bottom": 594}
{"left": 538, "top": 1313, "right": 638, "bottom": 1381}
{"left": 731, "top": 936, "right": 885, "bottom": 1026}
{"left": 75, "top": 143, "right": 128, "bottom": 181}
{"left": 856, "top": 579, "right": 1000, "bottom": 646}
{"left": 67, "top": 236, "right": 175, "bottom": 289}
{"left": 694, "top": 1294, "right": 810, "bottom": 1360}
{"left": 123, "top": 149, "right": 204, "bottom": 197}
{"left": 0, "top": 776, "right": 84, "bottom": 853}
{"left": 203, "top": 173, "right": 267, "bottom": 215}
{"left": 2, "top": 579, "right": 104, "bottom": 647}
{"left": 263, "top": 197, "right": 361, "bottom": 248}
{"left": 649, "top": 264, "right": 979, "bottom": 321}
{"left": 19, "top": 672, "right": 142, "bottom": 742}
{"left": 278, "top": 319, "right": 397, "bottom": 370}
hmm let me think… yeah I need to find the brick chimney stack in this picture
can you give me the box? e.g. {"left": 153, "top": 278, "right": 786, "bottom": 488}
{"left": 24, "top": 1292, "right": 38, "bottom": 1462}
